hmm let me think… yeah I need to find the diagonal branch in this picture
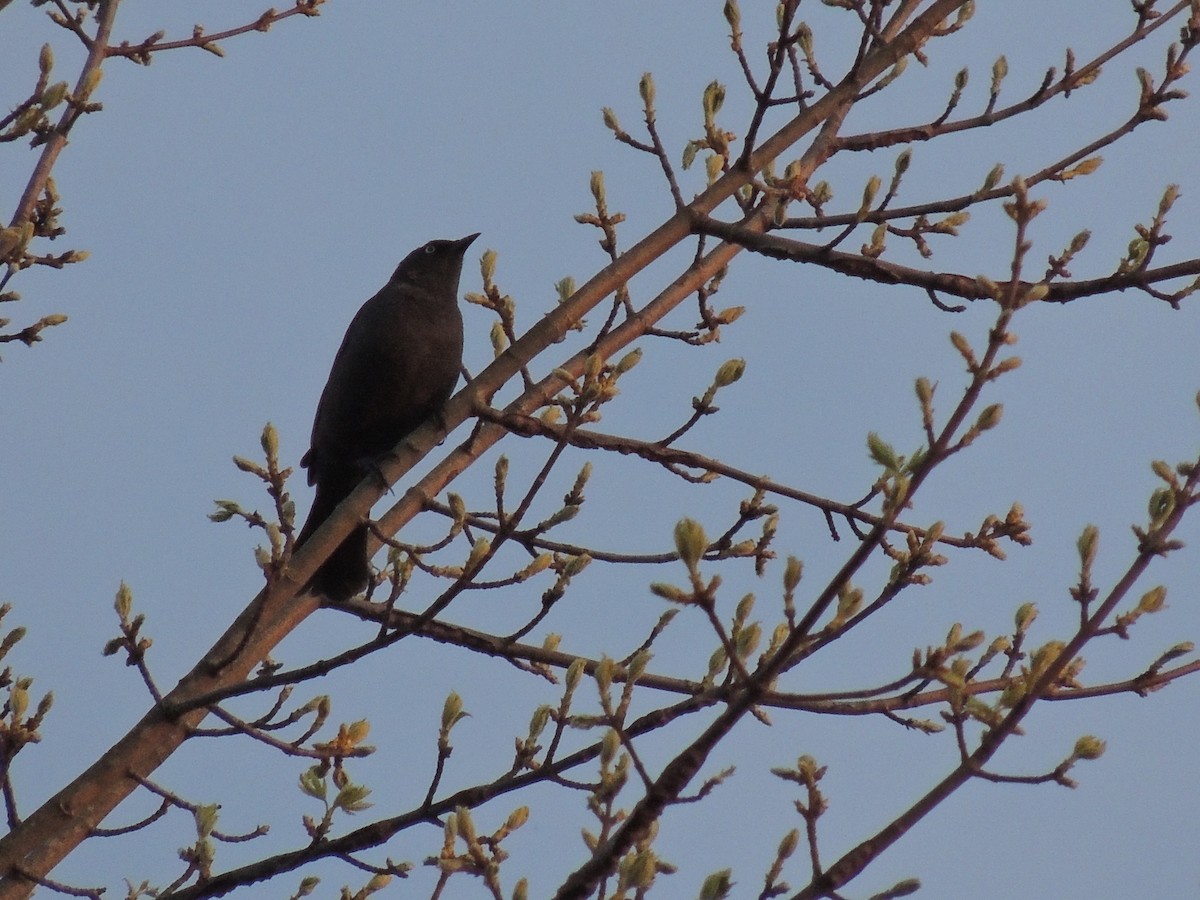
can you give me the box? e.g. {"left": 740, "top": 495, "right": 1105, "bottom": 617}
{"left": 795, "top": 453, "right": 1200, "bottom": 898}
{"left": 8, "top": 1, "right": 117, "bottom": 230}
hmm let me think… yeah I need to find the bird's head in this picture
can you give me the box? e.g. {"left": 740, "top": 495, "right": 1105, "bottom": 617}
{"left": 389, "top": 233, "right": 480, "bottom": 293}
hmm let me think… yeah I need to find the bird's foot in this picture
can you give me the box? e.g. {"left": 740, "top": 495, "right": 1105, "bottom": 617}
{"left": 357, "top": 456, "right": 394, "bottom": 494}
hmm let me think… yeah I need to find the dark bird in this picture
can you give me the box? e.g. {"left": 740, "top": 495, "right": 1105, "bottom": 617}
{"left": 296, "top": 233, "right": 478, "bottom": 601}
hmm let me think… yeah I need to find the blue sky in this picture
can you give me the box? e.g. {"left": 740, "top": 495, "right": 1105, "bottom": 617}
{"left": 2, "top": 2, "right": 1199, "bottom": 897}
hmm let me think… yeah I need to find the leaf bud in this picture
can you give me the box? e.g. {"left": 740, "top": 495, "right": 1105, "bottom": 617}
{"left": 713, "top": 357, "right": 745, "bottom": 387}
{"left": 673, "top": 518, "right": 707, "bottom": 570}
{"left": 639, "top": 72, "right": 655, "bottom": 111}
{"left": 1073, "top": 735, "right": 1106, "bottom": 760}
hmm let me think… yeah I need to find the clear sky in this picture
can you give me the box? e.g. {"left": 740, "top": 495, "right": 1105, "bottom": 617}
{"left": 2, "top": 2, "right": 1199, "bottom": 897}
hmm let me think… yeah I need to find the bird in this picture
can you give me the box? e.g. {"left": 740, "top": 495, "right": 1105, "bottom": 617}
{"left": 295, "top": 233, "right": 479, "bottom": 601}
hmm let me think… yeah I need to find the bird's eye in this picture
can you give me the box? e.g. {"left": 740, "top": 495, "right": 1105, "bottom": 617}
{"left": 424, "top": 243, "right": 439, "bottom": 254}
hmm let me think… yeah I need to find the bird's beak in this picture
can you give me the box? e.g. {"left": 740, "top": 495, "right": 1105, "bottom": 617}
{"left": 456, "top": 233, "right": 481, "bottom": 251}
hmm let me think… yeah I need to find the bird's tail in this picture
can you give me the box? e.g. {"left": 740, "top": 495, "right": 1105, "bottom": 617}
{"left": 295, "top": 475, "right": 372, "bottom": 602}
